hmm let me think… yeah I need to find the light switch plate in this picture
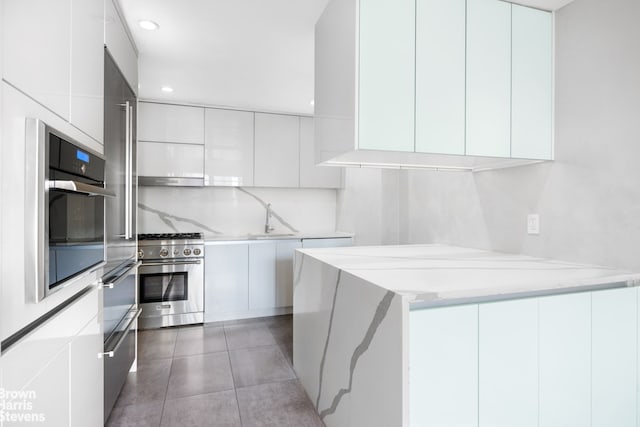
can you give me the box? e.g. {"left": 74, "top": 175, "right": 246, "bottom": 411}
{"left": 527, "top": 214, "right": 540, "bottom": 235}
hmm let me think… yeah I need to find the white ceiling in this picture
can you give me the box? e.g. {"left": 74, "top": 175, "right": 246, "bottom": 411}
{"left": 118, "top": 0, "right": 329, "bottom": 114}
{"left": 119, "top": 0, "right": 574, "bottom": 115}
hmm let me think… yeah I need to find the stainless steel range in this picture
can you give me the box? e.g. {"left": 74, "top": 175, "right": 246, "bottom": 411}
{"left": 138, "top": 232, "right": 204, "bottom": 329}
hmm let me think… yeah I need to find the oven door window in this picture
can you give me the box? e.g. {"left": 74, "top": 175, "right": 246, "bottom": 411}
{"left": 140, "top": 272, "right": 189, "bottom": 304}
{"left": 48, "top": 189, "right": 104, "bottom": 289}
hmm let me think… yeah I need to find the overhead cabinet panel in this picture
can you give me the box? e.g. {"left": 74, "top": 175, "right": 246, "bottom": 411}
{"left": 415, "top": 0, "right": 466, "bottom": 155}
{"left": 204, "top": 108, "right": 254, "bottom": 186}
{"left": 138, "top": 141, "right": 204, "bottom": 178}
{"left": 465, "top": 0, "right": 512, "bottom": 158}
{"left": 104, "top": 0, "right": 138, "bottom": 95}
{"left": 70, "top": 0, "right": 104, "bottom": 144}
{"left": 511, "top": 5, "right": 553, "bottom": 160}
{"left": 138, "top": 103, "right": 205, "bottom": 144}
{"left": 299, "top": 117, "right": 343, "bottom": 188}
{"left": 3, "top": 0, "right": 71, "bottom": 120}
{"left": 358, "top": 0, "right": 415, "bottom": 152}
{"left": 254, "top": 113, "right": 300, "bottom": 188}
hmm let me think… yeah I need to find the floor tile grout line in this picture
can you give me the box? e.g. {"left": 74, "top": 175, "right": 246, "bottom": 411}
{"left": 224, "top": 324, "right": 246, "bottom": 427}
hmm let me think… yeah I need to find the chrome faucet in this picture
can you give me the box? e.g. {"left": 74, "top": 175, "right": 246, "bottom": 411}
{"left": 265, "top": 203, "right": 275, "bottom": 234}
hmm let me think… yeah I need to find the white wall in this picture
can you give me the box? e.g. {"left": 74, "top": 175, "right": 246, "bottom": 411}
{"left": 139, "top": 186, "right": 337, "bottom": 237}
{"left": 396, "top": 0, "right": 640, "bottom": 271}
{"left": 336, "top": 168, "right": 402, "bottom": 246}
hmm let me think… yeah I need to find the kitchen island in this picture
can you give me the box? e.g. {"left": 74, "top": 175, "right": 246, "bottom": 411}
{"left": 293, "top": 244, "right": 640, "bottom": 427}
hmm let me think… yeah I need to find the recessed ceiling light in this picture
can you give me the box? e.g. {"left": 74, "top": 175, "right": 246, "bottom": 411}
{"left": 161, "top": 86, "right": 174, "bottom": 93}
{"left": 309, "top": 100, "right": 315, "bottom": 106}
{"left": 138, "top": 20, "right": 159, "bottom": 30}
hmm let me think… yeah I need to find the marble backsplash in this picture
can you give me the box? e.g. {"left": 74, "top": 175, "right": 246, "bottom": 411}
{"left": 138, "top": 186, "right": 337, "bottom": 237}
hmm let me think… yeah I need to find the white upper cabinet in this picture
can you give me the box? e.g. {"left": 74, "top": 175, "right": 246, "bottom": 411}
{"left": 70, "top": 0, "right": 104, "bottom": 143}
{"left": 204, "top": 108, "right": 254, "bottom": 186}
{"left": 138, "top": 141, "right": 204, "bottom": 178}
{"left": 138, "top": 102, "right": 205, "bottom": 144}
{"left": 415, "top": 0, "right": 466, "bottom": 155}
{"left": 299, "top": 117, "right": 343, "bottom": 188}
{"left": 3, "top": 0, "right": 72, "bottom": 120}
{"left": 104, "top": 0, "right": 138, "bottom": 95}
{"left": 466, "top": 0, "right": 512, "bottom": 158}
{"left": 254, "top": 113, "right": 300, "bottom": 188}
{"left": 358, "top": 0, "right": 415, "bottom": 152}
{"left": 511, "top": 5, "right": 553, "bottom": 160}
{"left": 315, "top": 0, "right": 553, "bottom": 169}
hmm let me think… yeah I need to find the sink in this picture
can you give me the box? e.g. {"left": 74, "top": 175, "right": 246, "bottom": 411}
{"left": 248, "top": 233, "right": 296, "bottom": 240}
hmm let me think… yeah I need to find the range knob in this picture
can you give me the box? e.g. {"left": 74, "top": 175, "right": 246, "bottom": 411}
{"left": 193, "top": 248, "right": 201, "bottom": 256}
{"left": 138, "top": 250, "right": 144, "bottom": 259}
{"left": 159, "top": 248, "right": 169, "bottom": 257}
{"left": 183, "top": 248, "right": 192, "bottom": 256}
{"left": 173, "top": 249, "right": 180, "bottom": 256}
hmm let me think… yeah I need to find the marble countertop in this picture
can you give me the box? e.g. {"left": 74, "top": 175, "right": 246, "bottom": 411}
{"left": 204, "top": 231, "right": 354, "bottom": 243}
{"left": 298, "top": 244, "right": 640, "bottom": 308}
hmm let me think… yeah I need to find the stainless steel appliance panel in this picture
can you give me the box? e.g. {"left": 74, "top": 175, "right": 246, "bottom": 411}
{"left": 25, "top": 119, "right": 111, "bottom": 303}
{"left": 104, "top": 51, "right": 137, "bottom": 273}
{"left": 138, "top": 259, "right": 204, "bottom": 325}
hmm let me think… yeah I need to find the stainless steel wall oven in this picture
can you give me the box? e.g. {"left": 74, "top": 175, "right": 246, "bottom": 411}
{"left": 25, "top": 119, "right": 114, "bottom": 303}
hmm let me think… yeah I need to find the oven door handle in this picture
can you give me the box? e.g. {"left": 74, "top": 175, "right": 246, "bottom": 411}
{"left": 99, "top": 261, "right": 141, "bottom": 289}
{"left": 99, "top": 308, "right": 142, "bottom": 358}
{"left": 48, "top": 180, "right": 116, "bottom": 198}
{"left": 141, "top": 260, "right": 202, "bottom": 267}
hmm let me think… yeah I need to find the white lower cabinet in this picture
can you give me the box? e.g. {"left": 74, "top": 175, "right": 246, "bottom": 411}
{"left": 301, "top": 237, "right": 353, "bottom": 249}
{"left": 205, "top": 238, "right": 352, "bottom": 321}
{"left": 204, "top": 244, "right": 249, "bottom": 321}
{"left": 249, "top": 243, "right": 278, "bottom": 310}
{"left": 410, "top": 305, "right": 478, "bottom": 427}
{"left": 69, "top": 313, "right": 103, "bottom": 427}
{"left": 409, "top": 287, "right": 640, "bottom": 427}
{"left": 275, "top": 240, "right": 302, "bottom": 307}
{"left": 479, "top": 298, "right": 539, "bottom": 427}
{"left": 591, "top": 287, "right": 637, "bottom": 427}
{"left": 539, "top": 293, "right": 591, "bottom": 427}
{"left": 25, "top": 347, "right": 71, "bottom": 426}
{"left": 0, "top": 288, "right": 102, "bottom": 427}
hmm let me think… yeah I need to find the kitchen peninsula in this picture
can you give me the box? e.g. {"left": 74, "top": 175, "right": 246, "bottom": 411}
{"left": 293, "top": 244, "right": 640, "bottom": 427}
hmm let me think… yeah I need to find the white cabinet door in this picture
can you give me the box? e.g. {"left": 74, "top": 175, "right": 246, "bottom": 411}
{"left": 69, "top": 314, "right": 103, "bottom": 427}
{"left": 3, "top": 0, "right": 71, "bottom": 119}
{"left": 410, "top": 305, "right": 478, "bottom": 427}
{"left": 415, "top": 0, "right": 466, "bottom": 155}
{"left": 592, "top": 287, "right": 637, "bottom": 427}
{"left": 479, "top": 298, "right": 538, "bottom": 427}
{"left": 299, "top": 117, "right": 343, "bottom": 188}
{"left": 511, "top": 5, "right": 553, "bottom": 160}
{"left": 138, "top": 141, "right": 204, "bottom": 178}
{"left": 248, "top": 243, "right": 277, "bottom": 309}
{"left": 204, "top": 108, "right": 254, "bottom": 186}
{"left": 70, "top": 0, "right": 104, "bottom": 143}
{"left": 466, "top": 0, "right": 511, "bottom": 158}
{"left": 254, "top": 113, "right": 299, "bottom": 188}
{"left": 104, "top": 0, "right": 138, "bottom": 94}
{"left": 275, "top": 240, "right": 302, "bottom": 308}
{"left": 358, "top": 0, "right": 414, "bottom": 152}
{"left": 204, "top": 244, "right": 249, "bottom": 319}
{"left": 25, "top": 348, "right": 71, "bottom": 426}
{"left": 138, "top": 102, "right": 205, "bottom": 145}
{"left": 538, "top": 293, "right": 590, "bottom": 427}
{"left": 301, "top": 237, "right": 353, "bottom": 249}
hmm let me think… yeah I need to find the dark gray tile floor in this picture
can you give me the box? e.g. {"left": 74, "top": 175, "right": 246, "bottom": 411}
{"left": 106, "top": 315, "right": 325, "bottom": 427}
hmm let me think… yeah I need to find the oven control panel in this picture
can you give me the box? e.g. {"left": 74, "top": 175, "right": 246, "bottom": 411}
{"left": 138, "top": 245, "right": 204, "bottom": 260}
